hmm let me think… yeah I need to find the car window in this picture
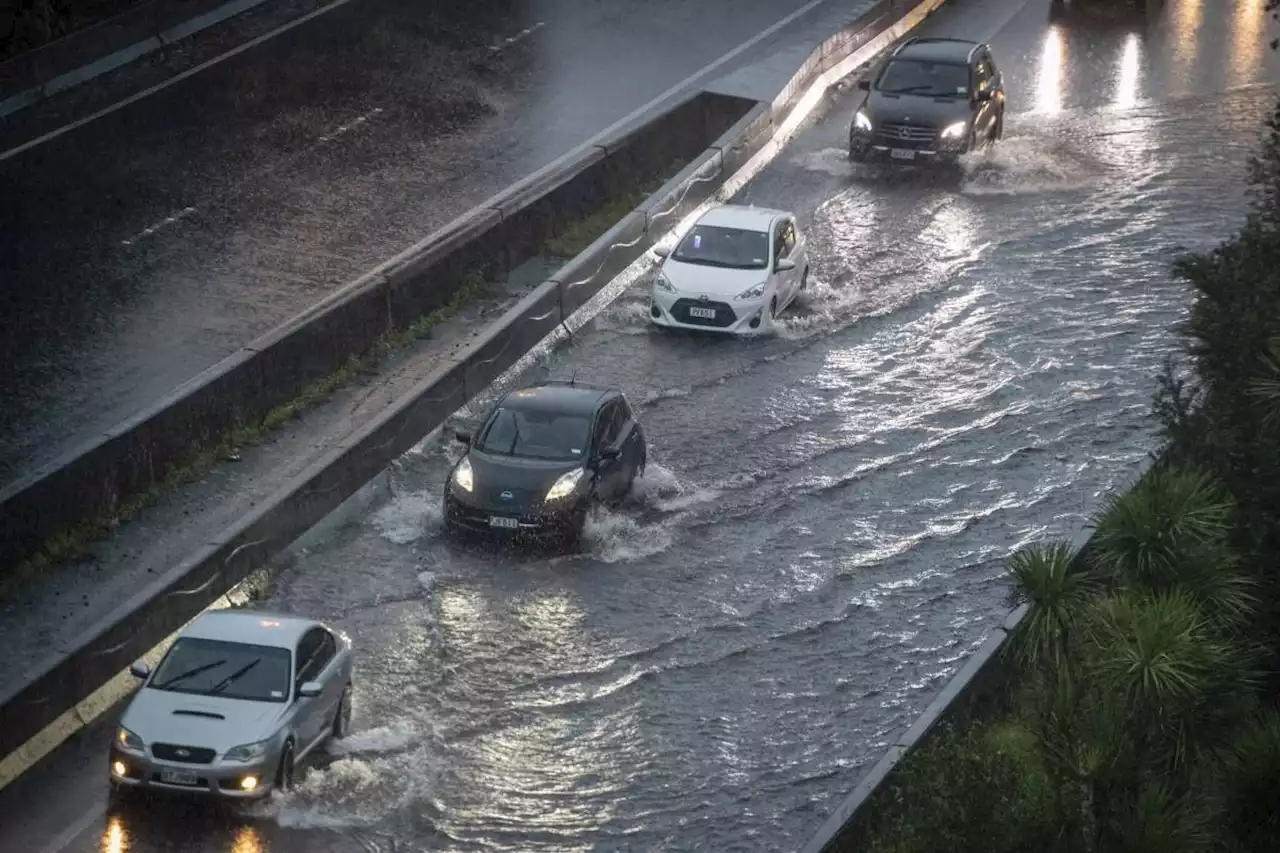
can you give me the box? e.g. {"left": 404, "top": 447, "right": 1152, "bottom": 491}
{"left": 475, "top": 406, "right": 592, "bottom": 462}
{"left": 974, "top": 54, "right": 994, "bottom": 92}
{"left": 592, "top": 401, "right": 617, "bottom": 452}
{"left": 604, "top": 400, "right": 627, "bottom": 447}
{"left": 672, "top": 224, "right": 770, "bottom": 270}
{"left": 149, "top": 638, "right": 291, "bottom": 703}
{"left": 310, "top": 629, "right": 337, "bottom": 679}
{"left": 294, "top": 629, "right": 323, "bottom": 687}
{"left": 783, "top": 221, "right": 797, "bottom": 254}
{"left": 877, "top": 58, "right": 970, "bottom": 98}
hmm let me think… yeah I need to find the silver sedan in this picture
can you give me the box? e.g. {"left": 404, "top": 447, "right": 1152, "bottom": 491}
{"left": 108, "top": 610, "right": 355, "bottom": 800}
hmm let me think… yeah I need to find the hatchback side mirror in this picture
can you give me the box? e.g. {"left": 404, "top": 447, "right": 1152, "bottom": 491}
{"left": 455, "top": 430, "right": 471, "bottom": 445}
{"left": 652, "top": 245, "right": 671, "bottom": 259}
{"left": 297, "top": 681, "right": 323, "bottom": 699}
{"left": 857, "top": 79, "right": 871, "bottom": 91}
{"left": 130, "top": 661, "right": 150, "bottom": 679}
{"left": 975, "top": 89, "right": 993, "bottom": 102}
{"left": 775, "top": 257, "right": 796, "bottom": 272}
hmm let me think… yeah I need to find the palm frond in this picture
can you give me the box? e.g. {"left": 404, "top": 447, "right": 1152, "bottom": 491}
{"left": 1006, "top": 541, "right": 1099, "bottom": 674}
{"left": 1244, "top": 336, "right": 1280, "bottom": 427}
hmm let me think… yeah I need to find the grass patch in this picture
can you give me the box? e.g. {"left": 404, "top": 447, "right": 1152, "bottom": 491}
{"left": 543, "top": 166, "right": 682, "bottom": 258}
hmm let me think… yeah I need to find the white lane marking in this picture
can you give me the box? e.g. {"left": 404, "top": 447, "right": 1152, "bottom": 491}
{"left": 318, "top": 106, "right": 384, "bottom": 144}
{"left": 490, "top": 21, "right": 545, "bottom": 51}
{"left": 120, "top": 206, "right": 197, "bottom": 247}
{"left": 38, "top": 804, "right": 104, "bottom": 853}
{"left": 0, "top": 0, "right": 366, "bottom": 164}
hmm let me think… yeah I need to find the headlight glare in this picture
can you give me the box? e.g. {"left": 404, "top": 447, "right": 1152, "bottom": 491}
{"left": 854, "top": 110, "right": 873, "bottom": 131}
{"left": 545, "top": 468, "right": 585, "bottom": 502}
{"left": 654, "top": 273, "right": 675, "bottom": 293}
{"left": 941, "top": 121, "right": 968, "bottom": 139}
{"left": 453, "top": 456, "right": 474, "bottom": 492}
{"left": 224, "top": 740, "right": 270, "bottom": 763}
{"left": 117, "top": 727, "right": 145, "bottom": 753}
{"left": 735, "top": 282, "right": 767, "bottom": 301}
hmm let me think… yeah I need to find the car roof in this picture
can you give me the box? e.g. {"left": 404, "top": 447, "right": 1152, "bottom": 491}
{"left": 497, "top": 381, "right": 617, "bottom": 416}
{"left": 180, "top": 610, "right": 319, "bottom": 649}
{"left": 695, "top": 203, "right": 790, "bottom": 232}
{"left": 892, "top": 37, "right": 982, "bottom": 64}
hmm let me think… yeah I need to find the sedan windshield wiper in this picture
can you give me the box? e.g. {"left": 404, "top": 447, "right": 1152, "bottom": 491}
{"left": 153, "top": 659, "right": 227, "bottom": 690}
{"left": 208, "top": 658, "right": 261, "bottom": 695}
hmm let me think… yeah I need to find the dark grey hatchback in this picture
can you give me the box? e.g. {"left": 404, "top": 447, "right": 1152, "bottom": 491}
{"left": 443, "top": 381, "right": 647, "bottom": 546}
{"left": 848, "top": 37, "right": 1006, "bottom": 166}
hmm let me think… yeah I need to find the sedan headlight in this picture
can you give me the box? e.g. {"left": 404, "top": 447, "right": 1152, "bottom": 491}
{"left": 223, "top": 739, "right": 270, "bottom": 763}
{"left": 654, "top": 273, "right": 675, "bottom": 293}
{"left": 116, "top": 727, "right": 145, "bottom": 754}
{"left": 854, "top": 110, "right": 873, "bottom": 131}
{"left": 940, "top": 121, "right": 968, "bottom": 140}
{"left": 453, "top": 456, "right": 474, "bottom": 492}
{"left": 735, "top": 282, "right": 767, "bottom": 301}
{"left": 545, "top": 468, "right": 585, "bottom": 502}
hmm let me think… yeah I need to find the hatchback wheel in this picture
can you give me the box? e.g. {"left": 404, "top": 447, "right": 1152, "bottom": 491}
{"left": 275, "top": 741, "right": 295, "bottom": 792}
{"left": 769, "top": 296, "right": 779, "bottom": 322}
{"left": 332, "top": 685, "right": 353, "bottom": 739}
{"left": 801, "top": 266, "right": 809, "bottom": 290}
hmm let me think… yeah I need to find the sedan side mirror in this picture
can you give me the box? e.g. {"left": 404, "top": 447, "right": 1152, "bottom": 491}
{"left": 652, "top": 245, "right": 671, "bottom": 259}
{"left": 297, "top": 681, "right": 323, "bottom": 699}
{"left": 775, "top": 257, "right": 796, "bottom": 272}
{"left": 455, "top": 430, "right": 471, "bottom": 445}
{"left": 857, "top": 79, "right": 871, "bottom": 91}
{"left": 129, "top": 661, "right": 150, "bottom": 679}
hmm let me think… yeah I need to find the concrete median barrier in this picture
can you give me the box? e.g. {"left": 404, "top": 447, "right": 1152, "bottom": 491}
{"left": 0, "top": 0, "right": 943, "bottom": 788}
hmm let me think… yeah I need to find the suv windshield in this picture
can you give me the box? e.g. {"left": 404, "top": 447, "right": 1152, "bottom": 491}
{"left": 877, "top": 58, "right": 970, "bottom": 98}
{"left": 476, "top": 406, "right": 591, "bottom": 461}
{"left": 149, "top": 638, "right": 291, "bottom": 703}
{"left": 672, "top": 224, "right": 770, "bottom": 270}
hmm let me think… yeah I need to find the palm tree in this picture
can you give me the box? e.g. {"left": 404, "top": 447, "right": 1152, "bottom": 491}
{"left": 1006, "top": 540, "right": 1099, "bottom": 676}
{"left": 1219, "top": 710, "right": 1280, "bottom": 852}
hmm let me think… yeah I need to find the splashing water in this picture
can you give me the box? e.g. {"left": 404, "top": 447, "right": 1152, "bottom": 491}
{"left": 371, "top": 490, "right": 442, "bottom": 544}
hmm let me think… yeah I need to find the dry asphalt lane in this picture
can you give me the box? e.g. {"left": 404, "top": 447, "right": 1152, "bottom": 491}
{"left": 0, "top": 0, "right": 844, "bottom": 489}
{"left": 3, "top": 0, "right": 1279, "bottom": 851}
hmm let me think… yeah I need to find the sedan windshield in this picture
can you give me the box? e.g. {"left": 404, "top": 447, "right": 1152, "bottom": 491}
{"left": 876, "top": 59, "right": 970, "bottom": 98}
{"left": 476, "top": 407, "right": 591, "bottom": 461}
{"left": 672, "top": 224, "right": 770, "bottom": 270}
{"left": 150, "top": 638, "right": 291, "bottom": 703}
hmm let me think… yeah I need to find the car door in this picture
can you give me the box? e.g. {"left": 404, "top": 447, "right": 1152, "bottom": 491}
{"left": 307, "top": 629, "right": 344, "bottom": 743}
{"left": 971, "top": 51, "right": 997, "bottom": 138}
{"left": 613, "top": 396, "right": 644, "bottom": 486}
{"left": 773, "top": 219, "right": 801, "bottom": 307}
{"left": 291, "top": 628, "right": 328, "bottom": 748}
{"left": 589, "top": 402, "right": 617, "bottom": 499}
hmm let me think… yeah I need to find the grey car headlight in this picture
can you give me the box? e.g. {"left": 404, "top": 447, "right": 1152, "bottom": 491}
{"left": 116, "top": 726, "right": 145, "bottom": 754}
{"left": 223, "top": 739, "right": 271, "bottom": 763}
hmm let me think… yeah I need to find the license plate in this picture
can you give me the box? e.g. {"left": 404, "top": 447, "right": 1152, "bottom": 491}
{"left": 489, "top": 516, "right": 520, "bottom": 529}
{"left": 688, "top": 306, "right": 717, "bottom": 319}
{"left": 160, "top": 769, "right": 198, "bottom": 786}
{"left": 890, "top": 148, "right": 916, "bottom": 160}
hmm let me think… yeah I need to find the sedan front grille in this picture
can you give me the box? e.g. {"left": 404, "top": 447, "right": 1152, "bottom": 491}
{"left": 152, "top": 743, "right": 216, "bottom": 764}
{"left": 670, "top": 298, "right": 737, "bottom": 328}
{"left": 875, "top": 122, "right": 938, "bottom": 148}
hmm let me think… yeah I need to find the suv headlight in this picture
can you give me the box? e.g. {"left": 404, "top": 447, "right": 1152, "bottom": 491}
{"left": 854, "top": 110, "right": 873, "bottom": 131}
{"left": 545, "top": 468, "right": 585, "bottom": 501}
{"left": 453, "top": 456, "right": 474, "bottom": 492}
{"left": 735, "top": 282, "right": 767, "bottom": 301}
{"left": 654, "top": 273, "right": 675, "bottom": 293}
{"left": 224, "top": 740, "right": 270, "bottom": 763}
{"left": 116, "top": 727, "right": 145, "bottom": 754}
{"left": 940, "top": 121, "right": 968, "bottom": 140}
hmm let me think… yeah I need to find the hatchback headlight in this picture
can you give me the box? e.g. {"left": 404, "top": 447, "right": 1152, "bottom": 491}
{"left": 854, "top": 110, "right": 873, "bottom": 131}
{"left": 453, "top": 456, "right": 474, "bottom": 492}
{"left": 654, "top": 273, "right": 675, "bottom": 293}
{"left": 116, "top": 727, "right": 145, "bottom": 754}
{"left": 940, "top": 121, "right": 968, "bottom": 139}
{"left": 735, "top": 282, "right": 767, "bottom": 301}
{"left": 224, "top": 740, "right": 270, "bottom": 763}
{"left": 545, "top": 468, "right": 585, "bottom": 501}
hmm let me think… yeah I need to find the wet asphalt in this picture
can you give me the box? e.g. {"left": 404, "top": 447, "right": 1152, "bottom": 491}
{"left": 3, "top": 0, "right": 1279, "bottom": 851}
{"left": 0, "top": 0, "right": 839, "bottom": 489}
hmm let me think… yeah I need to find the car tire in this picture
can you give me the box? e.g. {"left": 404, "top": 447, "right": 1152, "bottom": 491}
{"left": 275, "top": 741, "right": 295, "bottom": 792}
{"left": 848, "top": 145, "right": 867, "bottom": 163}
{"left": 994, "top": 110, "right": 1004, "bottom": 141}
{"left": 332, "top": 685, "right": 353, "bottom": 739}
{"left": 801, "top": 266, "right": 809, "bottom": 290}
{"left": 769, "top": 295, "right": 779, "bottom": 323}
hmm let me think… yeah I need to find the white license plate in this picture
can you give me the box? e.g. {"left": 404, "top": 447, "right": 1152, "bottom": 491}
{"left": 160, "top": 769, "right": 198, "bottom": 786}
{"left": 688, "top": 306, "right": 717, "bottom": 319}
{"left": 489, "top": 516, "right": 520, "bottom": 529}
{"left": 890, "top": 148, "right": 916, "bottom": 160}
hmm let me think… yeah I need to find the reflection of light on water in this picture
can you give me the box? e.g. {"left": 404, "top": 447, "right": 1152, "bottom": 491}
{"left": 1035, "top": 26, "right": 1065, "bottom": 115}
{"left": 1112, "top": 34, "right": 1142, "bottom": 111}
{"left": 230, "top": 826, "right": 264, "bottom": 853}
{"left": 1230, "top": 0, "right": 1264, "bottom": 89}
{"left": 926, "top": 201, "right": 978, "bottom": 260}
{"left": 510, "top": 591, "right": 585, "bottom": 650}
{"left": 1169, "top": 0, "right": 1203, "bottom": 87}
{"left": 100, "top": 816, "right": 126, "bottom": 853}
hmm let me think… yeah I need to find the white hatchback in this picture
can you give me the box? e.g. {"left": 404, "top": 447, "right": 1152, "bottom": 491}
{"left": 648, "top": 204, "right": 809, "bottom": 335}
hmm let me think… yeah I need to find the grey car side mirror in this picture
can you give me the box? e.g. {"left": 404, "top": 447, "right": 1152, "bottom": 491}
{"left": 652, "top": 245, "right": 671, "bottom": 259}
{"left": 297, "top": 681, "right": 323, "bottom": 699}
{"left": 129, "top": 661, "right": 150, "bottom": 679}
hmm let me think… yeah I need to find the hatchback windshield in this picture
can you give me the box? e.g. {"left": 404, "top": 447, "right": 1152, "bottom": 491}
{"left": 149, "top": 638, "right": 292, "bottom": 703}
{"left": 476, "top": 407, "right": 592, "bottom": 461}
{"left": 672, "top": 224, "right": 770, "bottom": 270}
{"left": 877, "top": 59, "right": 970, "bottom": 98}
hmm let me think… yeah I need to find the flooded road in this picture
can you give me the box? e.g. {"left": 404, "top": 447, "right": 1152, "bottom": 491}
{"left": 2, "top": 0, "right": 1277, "bottom": 851}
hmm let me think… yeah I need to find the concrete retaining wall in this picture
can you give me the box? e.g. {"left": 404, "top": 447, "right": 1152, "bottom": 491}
{"left": 0, "top": 88, "right": 757, "bottom": 576}
{"left": 0, "top": 0, "right": 932, "bottom": 775}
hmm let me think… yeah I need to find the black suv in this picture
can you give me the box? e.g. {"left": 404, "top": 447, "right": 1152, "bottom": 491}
{"left": 848, "top": 37, "right": 1006, "bottom": 166}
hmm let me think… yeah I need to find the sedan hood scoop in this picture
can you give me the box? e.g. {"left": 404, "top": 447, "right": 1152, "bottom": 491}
{"left": 173, "top": 709, "right": 225, "bottom": 720}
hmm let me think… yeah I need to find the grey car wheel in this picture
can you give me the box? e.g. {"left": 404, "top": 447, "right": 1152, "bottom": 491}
{"left": 332, "top": 686, "right": 353, "bottom": 739}
{"left": 276, "top": 741, "right": 295, "bottom": 791}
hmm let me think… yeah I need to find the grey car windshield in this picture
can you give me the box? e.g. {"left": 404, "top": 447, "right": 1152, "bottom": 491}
{"left": 149, "top": 638, "right": 292, "bottom": 703}
{"left": 672, "top": 225, "right": 770, "bottom": 270}
{"left": 877, "top": 59, "right": 970, "bottom": 97}
{"left": 476, "top": 407, "right": 592, "bottom": 461}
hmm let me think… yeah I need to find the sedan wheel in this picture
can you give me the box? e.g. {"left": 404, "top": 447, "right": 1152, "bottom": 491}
{"left": 275, "top": 741, "right": 295, "bottom": 792}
